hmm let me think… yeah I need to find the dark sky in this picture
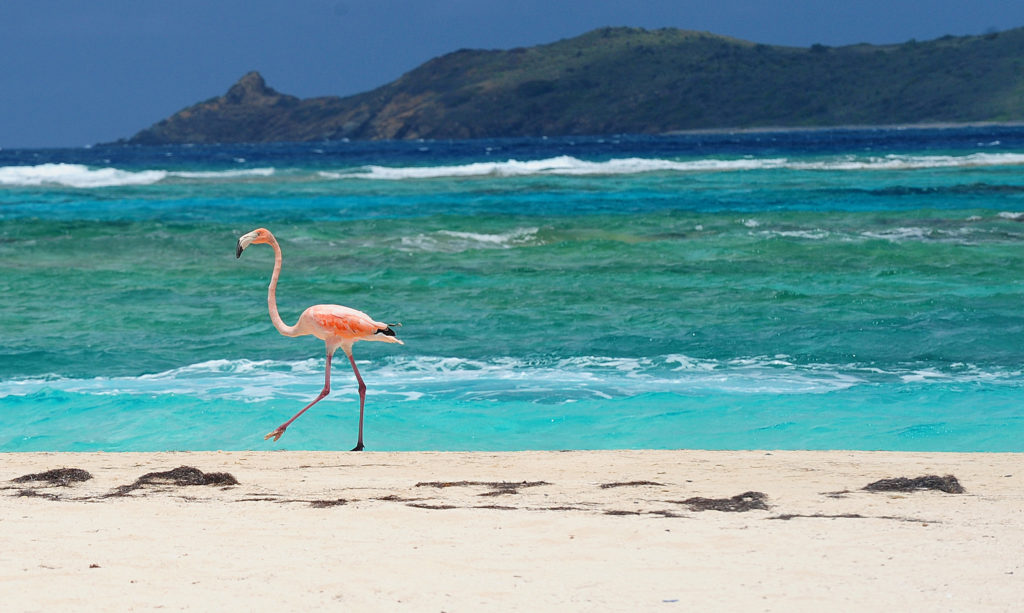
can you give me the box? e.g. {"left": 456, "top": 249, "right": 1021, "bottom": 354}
{"left": 3, "top": 1, "right": 1023, "bottom": 148}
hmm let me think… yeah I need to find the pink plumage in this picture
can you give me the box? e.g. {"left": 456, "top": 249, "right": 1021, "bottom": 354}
{"left": 236, "top": 227, "right": 402, "bottom": 450}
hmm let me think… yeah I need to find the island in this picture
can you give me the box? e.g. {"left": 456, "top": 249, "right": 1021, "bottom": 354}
{"left": 123, "top": 26, "right": 1024, "bottom": 144}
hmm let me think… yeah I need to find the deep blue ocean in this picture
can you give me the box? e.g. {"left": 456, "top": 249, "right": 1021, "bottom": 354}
{"left": 2, "top": 127, "right": 1024, "bottom": 452}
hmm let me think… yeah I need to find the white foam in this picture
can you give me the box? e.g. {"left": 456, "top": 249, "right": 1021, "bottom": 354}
{"left": 0, "top": 164, "right": 276, "bottom": 188}
{"left": 172, "top": 168, "right": 275, "bottom": 179}
{"left": 7, "top": 151, "right": 1024, "bottom": 188}
{"left": 398, "top": 227, "right": 540, "bottom": 253}
{"left": 789, "top": 152, "right": 1024, "bottom": 171}
{"left": 333, "top": 152, "right": 1024, "bottom": 180}
{"left": 759, "top": 229, "right": 831, "bottom": 240}
{"left": 2, "top": 355, "right": 1020, "bottom": 403}
{"left": 0, "top": 163, "right": 167, "bottom": 188}
{"left": 345, "top": 156, "right": 788, "bottom": 180}
{"left": 860, "top": 227, "right": 932, "bottom": 241}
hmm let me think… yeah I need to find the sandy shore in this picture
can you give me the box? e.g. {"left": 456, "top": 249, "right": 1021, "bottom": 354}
{"left": 1, "top": 450, "right": 1021, "bottom": 611}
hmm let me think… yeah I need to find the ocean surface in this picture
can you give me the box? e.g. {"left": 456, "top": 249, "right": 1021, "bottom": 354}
{"left": 2, "top": 127, "right": 1024, "bottom": 452}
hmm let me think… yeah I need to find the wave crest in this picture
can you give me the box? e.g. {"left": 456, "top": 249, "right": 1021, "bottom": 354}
{"left": 6, "top": 152, "right": 1024, "bottom": 188}
{"left": 398, "top": 227, "right": 540, "bottom": 252}
{"left": 0, "top": 163, "right": 167, "bottom": 188}
{"left": 339, "top": 152, "right": 1024, "bottom": 180}
{"left": 3, "top": 355, "right": 1019, "bottom": 403}
{"left": 0, "top": 164, "right": 275, "bottom": 188}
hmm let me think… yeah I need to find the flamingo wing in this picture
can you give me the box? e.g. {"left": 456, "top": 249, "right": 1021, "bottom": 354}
{"left": 305, "top": 305, "right": 395, "bottom": 343}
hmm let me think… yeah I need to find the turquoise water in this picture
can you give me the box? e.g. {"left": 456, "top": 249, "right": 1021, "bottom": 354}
{"left": 2, "top": 129, "right": 1024, "bottom": 451}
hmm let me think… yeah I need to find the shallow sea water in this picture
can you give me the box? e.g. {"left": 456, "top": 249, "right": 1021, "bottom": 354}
{"left": 2, "top": 128, "right": 1024, "bottom": 451}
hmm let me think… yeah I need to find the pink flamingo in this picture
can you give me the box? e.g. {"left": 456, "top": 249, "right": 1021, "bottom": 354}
{"left": 236, "top": 227, "right": 403, "bottom": 450}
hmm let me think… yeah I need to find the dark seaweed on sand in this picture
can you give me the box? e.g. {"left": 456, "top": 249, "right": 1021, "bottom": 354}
{"left": 863, "top": 475, "right": 965, "bottom": 494}
{"left": 12, "top": 468, "right": 92, "bottom": 487}
{"left": 15, "top": 489, "right": 60, "bottom": 500}
{"left": 308, "top": 498, "right": 347, "bottom": 508}
{"left": 415, "top": 480, "right": 549, "bottom": 496}
{"left": 107, "top": 466, "right": 239, "bottom": 497}
{"left": 674, "top": 491, "right": 770, "bottom": 512}
{"left": 599, "top": 481, "right": 664, "bottom": 489}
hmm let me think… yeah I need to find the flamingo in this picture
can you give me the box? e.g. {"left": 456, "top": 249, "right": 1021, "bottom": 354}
{"left": 235, "top": 228, "right": 403, "bottom": 451}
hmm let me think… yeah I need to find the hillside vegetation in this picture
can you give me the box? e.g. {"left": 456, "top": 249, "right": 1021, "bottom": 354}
{"left": 125, "top": 26, "right": 1024, "bottom": 144}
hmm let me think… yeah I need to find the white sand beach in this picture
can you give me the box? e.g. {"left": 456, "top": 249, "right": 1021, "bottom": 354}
{"left": 2, "top": 450, "right": 1022, "bottom": 611}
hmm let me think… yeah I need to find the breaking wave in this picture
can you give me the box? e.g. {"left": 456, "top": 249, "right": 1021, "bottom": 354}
{"left": 341, "top": 152, "right": 1024, "bottom": 180}
{"left": 3, "top": 354, "right": 1020, "bottom": 404}
{"left": 5, "top": 152, "right": 1024, "bottom": 188}
{"left": 0, "top": 163, "right": 274, "bottom": 188}
{"left": 397, "top": 227, "right": 541, "bottom": 252}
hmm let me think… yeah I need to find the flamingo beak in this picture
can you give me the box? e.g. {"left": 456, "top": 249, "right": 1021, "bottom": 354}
{"left": 235, "top": 231, "right": 257, "bottom": 258}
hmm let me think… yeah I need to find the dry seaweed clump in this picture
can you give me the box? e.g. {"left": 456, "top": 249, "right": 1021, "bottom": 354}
{"left": 863, "top": 475, "right": 965, "bottom": 494}
{"left": 12, "top": 468, "right": 93, "bottom": 487}
{"left": 677, "top": 491, "right": 770, "bottom": 512}
{"left": 107, "top": 466, "right": 239, "bottom": 497}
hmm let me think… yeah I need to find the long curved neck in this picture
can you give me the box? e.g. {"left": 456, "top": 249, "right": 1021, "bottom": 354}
{"left": 267, "top": 236, "right": 300, "bottom": 337}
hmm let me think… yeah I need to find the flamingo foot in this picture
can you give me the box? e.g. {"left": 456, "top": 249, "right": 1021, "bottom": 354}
{"left": 351, "top": 442, "right": 364, "bottom": 452}
{"left": 265, "top": 426, "right": 287, "bottom": 442}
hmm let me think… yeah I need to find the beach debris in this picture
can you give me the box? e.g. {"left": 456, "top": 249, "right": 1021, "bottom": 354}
{"left": 863, "top": 475, "right": 965, "bottom": 494}
{"left": 308, "top": 498, "right": 347, "bottom": 508}
{"left": 106, "top": 466, "right": 239, "bottom": 497}
{"left": 673, "top": 491, "right": 770, "bottom": 512}
{"left": 603, "top": 509, "right": 683, "bottom": 518}
{"left": 15, "top": 489, "right": 60, "bottom": 500}
{"left": 599, "top": 480, "right": 664, "bottom": 489}
{"left": 406, "top": 503, "right": 459, "bottom": 510}
{"left": 770, "top": 513, "right": 935, "bottom": 523}
{"left": 375, "top": 494, "right": 426, "bottom": 503}
{"left": 414, "top": 480, "right": 550, "bottom": 496}
{"left": 12, "top": 468, "right": 93, "bottom": 487}
{"left": 771, "top": 513, "right": 868, "bottom": 521}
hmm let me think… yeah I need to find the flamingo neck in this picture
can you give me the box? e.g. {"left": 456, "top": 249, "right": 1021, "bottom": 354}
{"left": 267, "top": 236, "right": 299, "bottom": 337}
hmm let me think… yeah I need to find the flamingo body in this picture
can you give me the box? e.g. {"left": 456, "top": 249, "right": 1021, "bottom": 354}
{"left": 301, "top": 304, "right": 397, "bottom": 352}
{"left": 236, "top": 227, "right": 402, "bottom": 450}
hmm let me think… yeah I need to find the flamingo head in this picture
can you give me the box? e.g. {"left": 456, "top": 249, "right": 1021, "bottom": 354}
{"left": 236, "top": 227, "right": 273, "bottom": 258}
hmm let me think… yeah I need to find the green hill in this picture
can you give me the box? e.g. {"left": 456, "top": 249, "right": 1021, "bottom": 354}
{"left": 125, "top": 26, "right": 1024, "bottom": 144}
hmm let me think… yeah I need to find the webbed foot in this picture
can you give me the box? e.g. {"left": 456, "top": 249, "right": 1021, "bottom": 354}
{"left": 265, "top": 426, "right": 287, "bottom": 442}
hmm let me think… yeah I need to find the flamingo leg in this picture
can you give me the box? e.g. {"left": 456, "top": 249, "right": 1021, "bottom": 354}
{"left": 265, "top": 348, "right": 334, "bottom": 442}
{"left": 346, "top": 349, "right": 368, "bottom": 451}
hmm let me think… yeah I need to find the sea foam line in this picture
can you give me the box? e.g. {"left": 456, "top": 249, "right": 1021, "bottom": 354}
{"left": 2, "top": 355, "right": 1019, "bottom": 403}
{"left": 5, "top": 151, "right": 1024, "bottom": 187}
{"left": 0, "top": 163, "right": 275, "bottom": 188}
{"left": 339, "top": 152, "right": 1024, "bottom": 180}
{"left": 397, "top": 227, "right": 540, "bottom": 253}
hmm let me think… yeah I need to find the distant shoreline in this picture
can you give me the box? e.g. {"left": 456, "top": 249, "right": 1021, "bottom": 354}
{"left": 71, "top": 120, "right": 1024, "bottom": 150}
{"left": 661, "top": 120, "right": 1024, "bottom": 136}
